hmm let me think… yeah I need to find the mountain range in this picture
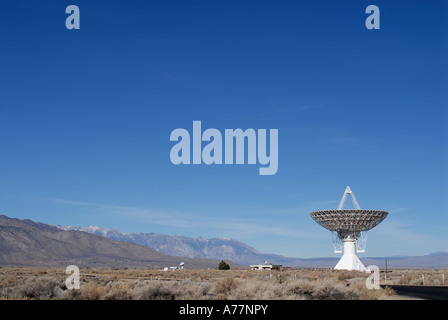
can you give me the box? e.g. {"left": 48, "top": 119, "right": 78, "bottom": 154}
{"left": 1, "top": 214, "right": 447, "bottom": 268}
{"left": 0, "top": 215, "right": 221, "bottom": 268}
{"left": 57, "top": 224, "right": 448, "bottom": 269}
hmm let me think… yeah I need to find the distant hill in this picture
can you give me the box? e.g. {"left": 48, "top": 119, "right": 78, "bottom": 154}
{"left": 361, "top": 252, "right": 448, "bottom": 269}
{"left": 57, "top": 224, "right": 448, "bottom": 268}
{"left": 0, "top": 215, "right": 221, "bottom": 269}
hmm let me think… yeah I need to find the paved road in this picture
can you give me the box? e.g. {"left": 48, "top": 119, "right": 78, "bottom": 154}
{"left": 381, "top": 285, "right": 448, "bottom": 300}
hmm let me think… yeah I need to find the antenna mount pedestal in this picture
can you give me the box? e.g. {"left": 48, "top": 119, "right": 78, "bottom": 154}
{"left": 334, "top": 239, "right": 367, "bottom": 271}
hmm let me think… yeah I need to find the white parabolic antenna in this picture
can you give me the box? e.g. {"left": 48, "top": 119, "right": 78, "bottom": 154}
{"left": 310, "top": 186, "right": 388, "bottom": 272}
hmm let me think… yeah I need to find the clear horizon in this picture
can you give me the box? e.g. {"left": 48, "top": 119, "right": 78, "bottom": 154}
{"left": 1, "top": 1, "right": 447, "bottom": 259}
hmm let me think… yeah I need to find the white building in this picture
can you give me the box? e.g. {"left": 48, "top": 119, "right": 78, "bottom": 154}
{"left": 250, "top": 262, "right": 282, "bottom": 270}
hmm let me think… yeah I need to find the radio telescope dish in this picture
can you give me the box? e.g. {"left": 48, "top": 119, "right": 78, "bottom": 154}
{"left": 310, "top": 186, "right": 388, "bottom": 272}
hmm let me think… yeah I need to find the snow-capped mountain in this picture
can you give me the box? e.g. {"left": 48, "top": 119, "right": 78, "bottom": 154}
{"left": 57, "top": 225, "right": 125, "bottom": 240}
{"left": 56, "top": 224, "right": 284, "bottom": 265}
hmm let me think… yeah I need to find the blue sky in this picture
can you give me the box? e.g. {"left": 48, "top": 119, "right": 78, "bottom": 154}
{"left": 1, "top": 1, "right": 447, "bottom": 258}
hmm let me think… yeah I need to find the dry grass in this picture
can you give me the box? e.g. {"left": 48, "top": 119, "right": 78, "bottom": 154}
{"left": 0, "top": 266, "right": 445, "bottom": 300}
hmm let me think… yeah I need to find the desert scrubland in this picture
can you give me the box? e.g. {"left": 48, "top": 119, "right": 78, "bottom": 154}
{"left": 0, "top": 266, "right": 446, "bottom": 300}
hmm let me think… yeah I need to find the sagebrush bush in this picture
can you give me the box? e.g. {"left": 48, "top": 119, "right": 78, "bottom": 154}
{"left": 311, "top": 279, "right": 358, "bottom": 300}
{"left": 104, "top": 282, "right": 134, "bottom": 300}
{"left": 284, "top": 279, "right": 359, "bottom": 300}
{"left": 19, "top": 276, "right": 63, "bottom": 300}
{"left": 79, "top": 282, "right": 107, "bottom": 300}
{"left": 138, "top": 282, "right": 176, "bottom": 300}
{"left": 213, "top": 278, "right": 237, "bottom": 295}
{"left": 227, "top": 279, "right": 285, "bottom": 300}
